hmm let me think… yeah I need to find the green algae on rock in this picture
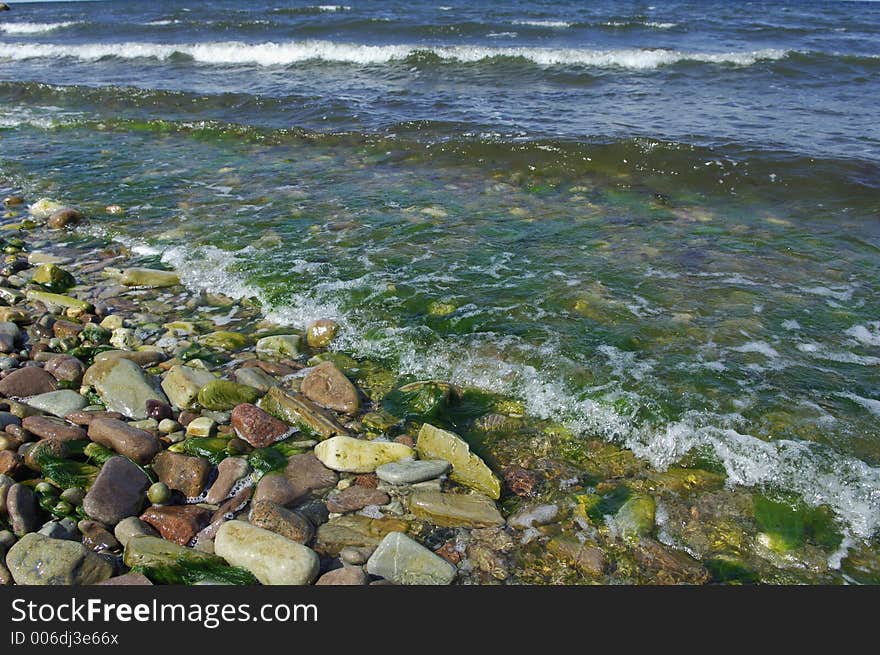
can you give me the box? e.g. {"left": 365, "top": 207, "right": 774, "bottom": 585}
{"left": 416, "top": 423, "right": 501, "bottom": 499}
{"left": 197, "top": 379, "right": 261, "bottom": 411}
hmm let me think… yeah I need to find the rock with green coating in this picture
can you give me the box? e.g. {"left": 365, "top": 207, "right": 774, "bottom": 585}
{"left": 24, "top": 390, "right": 88, "bottom": 418}
{"left": 28, "top": 198, "right": 67, "bottom": 220}
{"left": 256, "top": 334, "right": 301, "bottom": 359}
{"left": 232, "top": 367, "right": 278, "bottom": 392}
{"left": 119, "top": 268, "right": 180, "bottom": 288}
{"left": 214, "top": 520, "right": 319, "bottom": 585}
{"left": 314, "top": 436, "right": 414, "bottom": 473}
{"left": 614, "top": 494, "right": 656, "bottom": 539}
{"left": 201, "top": 331, "right": 249, "bottom": 351}
{"left": 306, "top": 319, "right": 338, "bottom": 349}
{"left": 123, "top": 535, "right": 221, "bottom": 570}
{"left": 82, "top": 357, "right": 168, "bottom": 420}
{"left": 416, "top": 423, "right": 501, "bottom": 499}
{"left": 258, "top": 386, "right": 349, "bottom": 438}
{"left": 197, "top": 380, "right": 261, "bottom": 411}
{"left": 6, "top": 533, "right": 114, "bottom": 585}
{"left": 32, "top": 263, "right": 76, "bottom": 293}
{"left": 366, "top": 531, "right": 456, "bottom": 585}
{"left": 25, "top": 290, "right": 93, "bottom": 312}
{"left": 161, "top": 365, "right": 216, "bottom": 410}
{"left": 409, "top": 490, "right": 504, "bottom": 528}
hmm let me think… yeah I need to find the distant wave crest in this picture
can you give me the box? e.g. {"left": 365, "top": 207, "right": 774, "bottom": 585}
{"left": 0, "top": 21, "right": 79, "bottom": 35}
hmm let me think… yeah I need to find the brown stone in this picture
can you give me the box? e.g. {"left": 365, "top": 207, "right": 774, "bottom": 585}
{"left": 151, "top": 451, "right": 211, "bottom": 499}
{"left": 315, "top": 565, "right": 368, "bottom": 585}
{"left": 140, "top": 505, "right": 211, "bottom": 546}
{"left": 78, "top": 520, "right": 121, "bottom": 552}
{"left": 198, "top": 484, "right": 254, "bottom": 541}
{"left": 434, "top": 540, "right": 463, "bottom": 565}
{"left": 64, "top": 410, "right": 125, "bottom": 426}
{"left": 87, "top": 417, "right": 160, "bottom": 465}
{"left": 44, "top": 355, "right": 86, "bottom": 385}
{"left": 52, "top": 320, "right": 83, "bottom": 339}
{"left": 47, "top": 208, "right": 83, "bottom": 229}
{"left": 253, "top": 453, "right": 337, "bottom": 507}
{"left": 21, "top": 416, "right": 87, "bottom": 442}
{"left": 394, "top": 435, "right": 415, "bottom": 448}
{"left": 82, "top": 456, "right": 150, "bottom": 526}
{"left": 354, "top": 473, "right": 379, "bottom": 488}
{"left": 300, "top": 361, "right": 360, "bottom": 414}
{"left": 0, "top": 366, "right": 57, "bottom": 398}
{"left": 249, "top": 500, "right": 315, "bottom": 544}
{"left": 314, "top": 515, "right": 409, "bottom": 557}
{"left": 97, "top": 572, "right": 153, "bottom": 586}
{"left": 230, "top": 403, "right": 289, "bottom": 448}
{"left": 632, "top": 538, "right": 709, "bottom": 585}
{"left": 547, "top": 536, "right": 606, "bottom": 578}
{"left": 0, "top": 450, "right": 22, "bottom": 477}
{"left": 241, "top": 360, "right": 298, "bottom": 376}
{"left": 6, "top": 483, "right": 39, "bottom": 536}
{"left": 205, "top": 456, "right": 250, "bottom": 504}
{"left": 326, "top": 486, "right": 389, "bottom": 513}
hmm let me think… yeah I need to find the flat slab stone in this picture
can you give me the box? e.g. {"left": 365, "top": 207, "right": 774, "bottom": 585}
{"left": 409, "top": 490, "right": 505, "bottom": 528}
{"left": 366, "top": 531, "right": 456, "bottom": 585}
{"left": 416, "top": 423, "right": 501, "bottom": 499}
{"left": 375, "top": 459, "right": 450, "bottom": 485}
{"left": 6, "top": 533, "right": 114, "bottom": 585}
{"left": 23, "top": 390, "right": 88, "bottom": 418}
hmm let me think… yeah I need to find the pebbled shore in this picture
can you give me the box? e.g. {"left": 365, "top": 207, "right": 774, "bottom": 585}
{"left": 0, "top": 194, "right": 877, "bottom": 586}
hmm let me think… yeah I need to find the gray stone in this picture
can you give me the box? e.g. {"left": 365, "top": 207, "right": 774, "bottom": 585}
{"left": 508, "top": 504, "right": 560, "bottom": 530}
{"left": 233, "top": 367, "right": 279, "bottom": 393}
{"left": 376, "top": 459, "right": 451, "bottom": 485}
{"left": 366, "top": 531, "right": 456, "bottom": 585}
{"left": 214, "top": 520, "right": 319, "bottom": 585}
{"left": 82, "top": 357, "right": 168, "bottom": 419}
{"left": 24, "top": 390, "right": 89, "bottom": 418}
{"left": 83, "top": 456, "right": 150, "bottom": 526}
{"left": 339, "top": 545, "right": 374, "bottom": 565}
{"left": 315, "top": 565, "right": 368, "bottom": 585}
{"left": 205, "top": 456, "right": 250, "bottom": 504}
{"left": 0, "top": 322, "right": 20, "bottom": 353}
{"left": 37, "top": 518, "right": 79, "bottom": 541}
{"left": 6, "top": 484, "right": 40, "bottom": 536}
{"left": 113, "top": 517, "right": 159, "bottom": 549}
{"left": 5, "top": 533, "right": 114, "bottom": 585}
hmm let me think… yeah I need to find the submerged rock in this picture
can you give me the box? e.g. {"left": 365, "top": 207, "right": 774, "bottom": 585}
{"left": 258, "top": 387, "right": 350, "bottom": 438}
{"left": 315, "top": 514, "right": 410, "bottom": 557}
{"left": 300, "top": 361, "right": 360, "bottom": 414}
{"left": 306, "top": 319, "right": 338, "bottom": 349}
{"left": 119, "top": 268, "right": 180, "bottom": 288}
{"left": 409, "top": 490, "right": 505, "bottom": 528}
{"left": 375, "top": 459, "right": 450, "bottom": 485}
{"left": 614, "top": 494, "right": 656, "bottom": 539}
{"left": 366, "top": 532, "right": 456, "bottom": 585}
{"left": 416, "top": 423, "right": 501, "bottom": 499}
{"left": 6, "top": 533, "right": 113, "bottom": 585}
{"left": 214, "top": 520, "right": 319, "bottom": 585}
{"left": 32, "top": 263, "right": 75, "bottom": 293}
{"left": 83, "top": 357, "right": 168, "bottom": 420}
{"left": 249, "top": 500, "right": 314, "bottom": 544}
{"left": 197, "top": 380, "right": 261, "bottom": 411}
{"left": 314, "top": 436, "right": 415, "bottom": 473}
{"left": 255, "top": 334, "right": 301, "bottom": 359}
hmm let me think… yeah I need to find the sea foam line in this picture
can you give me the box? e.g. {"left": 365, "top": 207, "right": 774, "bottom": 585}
{"left": 0, "top": 21, "right": 79, "bottom": 34}
{"left": 0, "top": 40, "right": 791, "bottom": 69}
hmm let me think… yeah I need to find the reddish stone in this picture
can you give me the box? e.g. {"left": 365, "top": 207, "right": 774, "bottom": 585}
{"left": 0, "top": 366, "right": 58, "bottom": 398}
{"left": 503, "top": 465, "right": 540, "bottom": 497}
{"left": 434, "top": 540, "right": 463, "bottom": 565}
{"left": 140, "top": 505, "right": 211, "bottom": 546}
{"left": 326, "top": 486, "right": 389, "bottom": 513}
{"left": 0, "top": 449, "right": 22, "bottom": 477}
{"left": 21, "top": 416, "right": 87, "bottom": 442}
{"left": 353, "top": 474, "right": 379, "bottom": 489}
{"left": 230, "top": 403, "right": 288, "bottom": 448}
{"left": 394, "top": 435, "right": 415, "bottom": 448}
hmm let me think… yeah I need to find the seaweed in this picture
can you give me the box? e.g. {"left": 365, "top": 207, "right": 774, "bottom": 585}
{"left": 180, "top": 437, "right": 231, "bottom": 464}
{"left": 134, "top": 561, "right": 259, "bottom": 586}
{"left": 247, "top": 447, "right": 287, "bottom": 477}
{"left": 31, "top": 449, "right": 100, "bottom": 490}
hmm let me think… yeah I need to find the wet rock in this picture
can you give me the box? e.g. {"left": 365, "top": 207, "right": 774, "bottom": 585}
{"left": 94, "top": 350, "right": 165, "bottom": 367}
{"left": 201, "top": 330, "right": 249, "bottom": 351}
{"left": 366, "top": 531, "right": 456, "bottom": 585}
{"left": 0, "top": 322, "right": 20, "bottom": 353}
{"left": 87, "top": 417, "right": 160, "bottom": 465}
{"left": 255, "top": 334, "right": 301, "bottom": 359}
{"left": 614, "top": 494, "right": 656, "bottom": 539}
{"left": 230, "top": 403, "right": 289, "bottom": 448}
{"left": 340, "top": 545, "right": 374, "bottom": 565}
{"left": 314, "top": 435, "right": 414, "bottom": 473}
{"left": 24, "top": 390, "right": 89, "bottom": 418}
{"left": 47, "top": 208, "right": 83, "bottom": 229}
{"left": 316, "top": 565, "right": 368, "bottom": 585}
{"left": 113, "top": 517, "right": 159, "bottom": 548}
{"left": 109, "top": 327, "right": 141, "bottom": 351}
{"left": 0, "top": 450, "right": 23, "bottom": 477}
{"left": 6, "top": 483, "right": 39, "bottom": 536}
{"left": 300, "top": 361, "right": 360, "bottom": 415}
{"left": 258, "top": 387, "right": 350, "bottom": 438}
{"left": 632, "top": 538, "right": 709, "bottom": 585}
{"left": 315, "top": 515, "right": 409, "bottom": 557}
{"left": 502, "top": 465, "right": 540, "bottom": 497}
{"left": 233, "top": 366, "right": 278, "bottom": 393}
{"left": 37, "top": 517, "right": 79, "bottom": 541}
{"left": 410, "top": 490, "right": 505, "bottom": 528}
{"left": 197, "top": 380, "right": 261, "bottom": 411}
{"left": 140, "top": 505, "right": 212, "bottom": 546}
{"left": 306, "top": 319, "right": 339, "bottom": 349}
{"left": 253, "top": 453, "right": 337, "bottom": 506}
{"left": 0, "top": 366, "right": 57, "bottom": 398}
{"left": 123, "top": 535, "right": 219, "bottom": 569}
{"left": 205, "top": 456, "right": 250, "bottom": 504}
{"left": 20, "top": 416, "right": 85, "bottom": 443}
{"left": 43, "top": 355, "right": 86, "bottom": 385}
{"left": 508, "top": 504, "right": 559, "bottom": 530}
{"left": 547, "top": 536, "right": 606, "bottom": 577}
{"left": 376, "top": 459, "right": 450, "bottom": 485}
{"left": 151, "top": 451, "right": 212, "bottom": 499}
{"left": 119, "top": 268, "right": 180, "bottom": 288}
{"left": 78, "top": 520, "right": 121, "bottom": 552}
{"left": 64, "top": 410, "right": 125, "bottom": 426}
{"left": 249, "top": 500, "right": 314, "bottom": 544}
{"left": 416, "top": 423, "right": 501, "bottom": 499}
{"left": 215, "top": 520, "right": 319, "bottom": 585}
{"left": 97, "top": 572, "right": 153, "bottom": 586}
{"left": 83, "top": 456, "right": 150, "bottom": 526}
{"left": 326, "top": 486, "right": 390, "bottom": 513}
{"left": 6, "top": 533, "right": 113, "bottom": 585}
{"left": 82, "top": 357, "right": 168, "bottom": 420}
{"left": 185, "top": 417, "right": 215, "bottom": 437}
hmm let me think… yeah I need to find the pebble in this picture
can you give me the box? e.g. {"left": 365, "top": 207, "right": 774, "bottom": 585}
{"left": 87, "top": 417, "right": 160, "bottom": 465}
{"left": 151, "top": 450, "right": 211, "bottom": 498}
{"left": 21, "top": 415, "right": 87, "bottom": 442}
{"left": 314, "top": 436, "right": 415, "bottom": 473}
{"left": 205, "top": 456, "right": 250, "bottom": 504}
{"left": 507, "top": 504, "right": 560, "bottom": 530}
{"left": 326, "top": 486, "right": 390, "bottom": 514}
{"left": 6, "top": 533, "right": 113, "bottom": 585}
{"left": 6, "top": 483, "right": 40, "bottom": 536}
{"left": 375, "top": 459, "right": 451, "bottom": 485}
{"left": 0, "top": 366, "right": 58, "bottom": 398}
{"left": 248, "top": 500, "right": 315, "bottom": 544}
{"left": 113, "top": 517, "right": 159, "bottom": 548}
{"left": 315, "top": 565, "right": 368, "bottom": 585}
{"left": 139, "top": 505, "right": 212, "bottom": 546}
{"left": 230, "top": 402, "right": 289, "bottom": 448}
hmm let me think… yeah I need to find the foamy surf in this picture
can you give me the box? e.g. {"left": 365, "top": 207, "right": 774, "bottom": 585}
{"left": 0, "top": 40, "right": 792, "bottom": 70}
{"left": 0, "top": 21, "right": 79, "bottom": 35}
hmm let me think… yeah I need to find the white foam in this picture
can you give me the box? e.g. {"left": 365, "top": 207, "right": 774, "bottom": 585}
{"left": 0, "top": 21, "right": 78, "bottom": 35}
{"left": 0, "top": 40, "right": 792, "bottom": 70}
{"left": 838, "top": 393, "right": 880, "bottom": 418}
{"left": 846, "top": 322, "right": 880, "bottom": 347}
{"left": 732, "top": 341, "right": 780, "bottom": 358}
{"left": 511, "top": 20, "right": 572, "bottom": 28}
{"left": 797, "top": 342, "right": 880, "bottom": 366}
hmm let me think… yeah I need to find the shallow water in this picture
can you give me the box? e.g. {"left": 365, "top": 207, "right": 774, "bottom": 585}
{"left": 2, "top": 0, "right": 879, "bottom": 546}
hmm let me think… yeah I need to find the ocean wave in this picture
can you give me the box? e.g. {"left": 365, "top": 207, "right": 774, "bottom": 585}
{"left": 511, "top": 20, "right": 572, "bottom": 28}
{"left": 0, "top": 21, "right": 79, "bottom": 35}
{"left": 0, "top": 40, "right": 792, "bottom": 69}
